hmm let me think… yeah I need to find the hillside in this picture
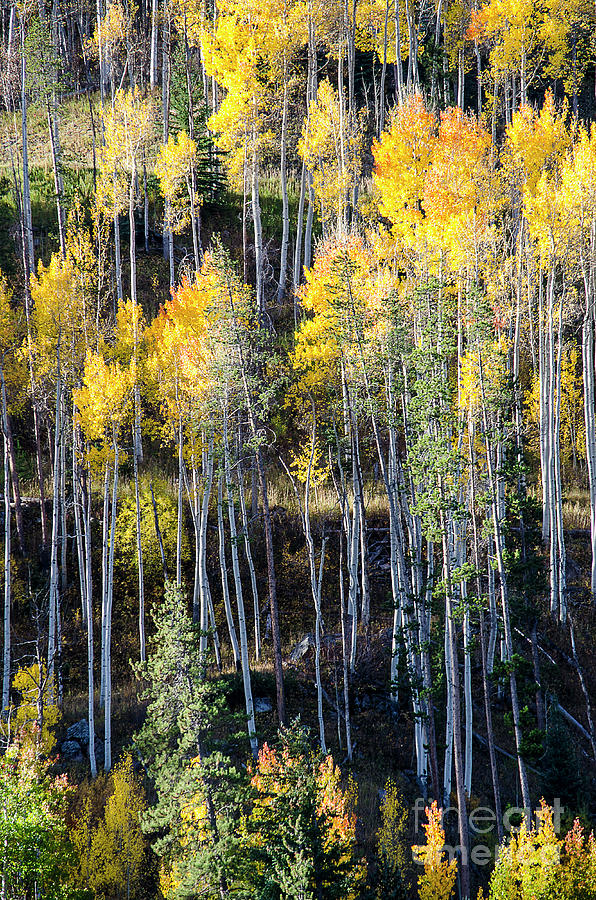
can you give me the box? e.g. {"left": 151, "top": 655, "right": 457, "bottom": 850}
{"left": 2, "top": 3, "right": 596, "bottom": 899}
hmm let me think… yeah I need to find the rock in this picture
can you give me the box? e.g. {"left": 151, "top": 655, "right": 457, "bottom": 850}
{"left": 288, "top": 633, "right": 314, "bottom": 662}
{"left": 321, "top": 634, "right": 341, "bottom": 648}
{"left": 566, "top": 556, "right": 582, "bottom": 583}
{"left": 66, "top": 719, "right": 90, "bottom": 747}
{"left": 61, "top": 740, "right": 84, "bottom": 763}
{"left": 254, "top": 697, "right": 272, "bottom": 714}
{"left": 93, "top": 736, "right": 105, "bottom": 768}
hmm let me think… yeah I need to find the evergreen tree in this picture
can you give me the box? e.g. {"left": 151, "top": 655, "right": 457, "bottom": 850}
{"left": 241, "top": 722, "right": 365, "bottom": 900}
{"left": 133, "top": 582, "right": 244, "bottom": 898}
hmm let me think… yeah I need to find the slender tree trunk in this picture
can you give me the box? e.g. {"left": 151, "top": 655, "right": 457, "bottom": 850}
{"left": 20, "top": 18, "right": 34, "bottom": 278}
{"left": 348, "top": 437, "right": 360, "bottom": 674}
{"left": 281, "top": 405, "right": 326, "bottom": 750}
{"left": 183, "top": 24, "right": 202, "bottom": 274}
{"left": 277, "top": 65, "right": 289, "bottom": 303}
{"left": 104, "top": 439, "right": 119, "bottom": 772}
{"left": 443, "top": 595, "right": 454, "bottom": 804}
{"left": 99, "top": 460, "right": 110, "bottom": 706}
{"left": 143, "top": 164, "right": 149, "bottom": 252}
{"left": 150, "top": 480, "right": 168, "bottom": 580}
{"left": 479, "top": 351, "right": 532, "bottom": 814}
{"left": 230, "top": 291, "right": 286, "bottom": 723}
{"left": 217, "top": 472, "right": 241, "bottom": 667}
{"left": 303, "top": 19, "right": 317, "bottom": 271}
{"left": 84, "top": 460, "right": 97, "bottom": 777}
{"left": 553, "top": 295, "right": 566, "bottom": 622}
{"left": 177, "top": 421, "right": 183, "bottom": 588}
{"left": 379, "top": 0, "right": 389, "bottom": 134}
{"left": 1, "top": 367, "right": 11, "bottom": 711}
{"left": 48, "top": 344, "right": 62, "bottom": 701}
{"left": 197, "top": 438, "right": 215, "bottom": 652}
{"left": 468, "top": 421, "right": 502, "bottom": 836}
{"left": 114, "top": 212, "right": 123, "bottom": 303}
{"left": 133, "top": 430, "right": 145, "bottom": 662}
{"left": 338, "top": 528, "right": 352, "bottom": 760}
{"left": 73, "top": 425, "right": 87, "bottom": 626}
{"left": 73, "top": 424, "right": 97, "bottom": 776}
{"left": 441, "top": 507, "right": 470, "bottom": 900}
{"left": 222, "top": 403, "right": 258, "bottom": 757}
{"left": 149, "top": 0, "right": 159, "bottom": 89}
{"left": 394, "top": 0, "right": 403, "bottom": 101}
{"left": 47, "top": 102, "right": 66, "bottom": 258}
{"left": 237, "top": 464, "right": 260, "bottom": 661}
{"left": 293, "top": 160, "right": 307, "bottom": 294}
{"left": 162, "top": 8, "right": 175, "bottom": 289}
{"left": 59, "top": 396, "right": 68, "bottom": 599}
{"left": 569, "top": 616, "right": 596, "bottom": 762}
{"left": 5, "top": 414, "right": 24, "bottom": 554}
{"left": 582, "top": 293, "right": 596, "bottom": 598}
{"left": 251, "top": 138, "right": 264, "bottom": 316}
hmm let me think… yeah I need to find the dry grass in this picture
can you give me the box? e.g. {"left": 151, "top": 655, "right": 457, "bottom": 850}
{"left": 267, "top": 476, "right": 389, "bottom": 519}
{"left": 0, "top": 96, "right": 99, "bottom": 171}
{"left": 562, "top": 497, "right": 591, "bottom": 529}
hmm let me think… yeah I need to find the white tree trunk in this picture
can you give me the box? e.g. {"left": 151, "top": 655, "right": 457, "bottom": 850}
{"left": 237, "top": 466, "right": 260, "bottom": 660}
{"left": 277, "top": 69, "right": 289, "bottom": 303}
{"left": 251, "top": 138, "right": 264, "bottom": 316}
{"left": 222, "top": 405, "right": 258, "bottom": 757}
{"left": 149, "top": 0, "right": 159, "bottom": 89}
{"left": 443, "top": 597, "right": 454, "bottom": 805}
{"left": 1, "top": 368, "right": 11, "bottom": 711}
{"left": 177, "top": 422, "right": 183, "bottom": 588}
{"left": 104, "top": 440, "right": 119, "bottom": 772}
{"left": 133, "top": 436, "right": 145, "bottom": 661}
{"left": 99, "top": 460, "right": 110, "bottom": 706}
{"left": 83, "top": 460, "right": 97, "bottom": 777}
{"left": 48, "top": 349, "right": 62, "bottom": 701}
{"left": 479, "top": 353, "right": 531, "bottom": 812}
{"left": 582, "top": 289, "right": 596, "bottom": 597}
{"left": 338, "top": 529, "right": 352, "bottom": 760}
{"left": 198, "top": 439, "right": 215, "bottom": 653}
{"left": 216, "top": 472, "right": 241, "bottom": 667}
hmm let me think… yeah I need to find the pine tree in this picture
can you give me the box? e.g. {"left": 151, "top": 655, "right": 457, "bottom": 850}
{"left": 133, "top": 582, "right": 243, "bottom": 898}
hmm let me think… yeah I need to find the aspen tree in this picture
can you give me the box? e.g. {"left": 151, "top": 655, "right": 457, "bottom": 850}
{"left": 0, "top": 281, "right": 21, "bottom": 714}
{"left": 476, "top": 344, "right": 531, "bottom": 813}
{"left": 280, "top": 400, "right": 329, "bottom": 752}
{"left": 558, "top": 123, "right": 596, "bottom": 598}
{"left": 99, "top": 90, "right": 153, "bottom": 654}
{"left": 75, "top": 350, "right": 134, "bottom": 771}
{"left": 298, "top": 79, "right": 362, "bottom": 237}
{"left": 114, "top": 298, "right": 148, "bottom": 659}
{"left": 156, "top": 130, "right": 202, "bottom": 272}
{"left": 210, "top": 247, "right": 287, "bottom": 723}
{"left": 414, "top": 801, "right": 457, "bottom": 900}
{"left": 0, "top": 365, "right": 10, "bottom": 715}
{"left": 71, "top": 752, "right": 146, "bottom": 899}
{"left": 221, "top": 400, "right": 258, "bottom": 756}
{"left": 28, "top": 252, "right": 94, "bottom": 700}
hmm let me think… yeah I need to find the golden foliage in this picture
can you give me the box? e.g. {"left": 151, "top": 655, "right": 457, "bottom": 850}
{"left": 377, "top": 778, "right": 408, "bottom": 875}
{"left": 155, "top": 131, "right": 201, "bottom": 233}
{"left": 413, "top": 801, "right": 457, "bottom": 900}
{"left": 1, "top": 664, "right": 59, "bottom": 756}
{"left": 74, "top": 350, "right": 135, "bottom": 445}
{"left": 298, "top": 79, "right": 363, "bottom": 232}
{"left": 70, "top": 752, "right": 146, "bottom": 899}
